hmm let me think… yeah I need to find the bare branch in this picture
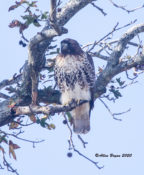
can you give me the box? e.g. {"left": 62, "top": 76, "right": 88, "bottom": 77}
{"left": 90, "top": 52, "right": 109, "bottom": 61}
{"left": 88, "top": 22, "right": 119, "bottom": 52}
{"left": 109, "top": 0, "right": 144, "bottom": 13}
{"left": 3, "top": 156, "right": 19, "bottom": 175}
{"left": 73, "top": 148, "right": 104, "bottom": 169}
{"left": 99, "top": 98, "right": 131, "bottom": 121}
{"left": 0, "top": 74, "right": 21, "bottom": 90}
{"left": 88, "top": 20, "right": 137, "bottom": 52}
{"left": 0, "top": 130, "right": 44, "bottom": 148}
{"left": 63, "top": 113, "right": 75, "bottom": 149}
{"left": 63, "top": 113, "right": 103, "bottom": 169}
{"left": 91, "top": 2, "right": 107, "bottom": 16}
{"left": 77, "top": 135, "right": 88, "bottom": 148}
{"left": 125, "top": 70, "right": 138, "bottom": 81}
{"left": 0, "top": 93, "right": 10, "bottom": 100}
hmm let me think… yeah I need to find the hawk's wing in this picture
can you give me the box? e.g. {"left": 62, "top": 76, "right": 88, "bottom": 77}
{"left": 84, "top": 53, "right": 95, "bottom": 111}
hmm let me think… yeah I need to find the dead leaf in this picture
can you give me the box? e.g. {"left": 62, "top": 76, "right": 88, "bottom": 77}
{"left": 9, "top": 140, "right": 20, "bottom": 160}
{"left": 98, "top": 66, "right": 103, "bottom": 73}
{"left": 8, "top": 0, "right": 27, "bottom": 11}
{"left": 9, "top": 122, "right": 19, "bottom": 129}
{"left": 49, "top": 124, "right": 56, "bottom": 129}
{"left": 9, "top": 144, "right": 16, "bottom": 160}
{"left": 9, "top": 20, "right": 21, "bottom": 28}
{"left": 8, "top": 5, "right": 19, "bottom": 11}
{"left": 29, "top": 114, "right": 37, "bottom": 123}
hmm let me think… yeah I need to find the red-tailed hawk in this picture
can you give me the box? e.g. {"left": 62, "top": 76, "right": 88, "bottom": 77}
{"left": 54, "top": 38, "right": 95, "bottom": 134}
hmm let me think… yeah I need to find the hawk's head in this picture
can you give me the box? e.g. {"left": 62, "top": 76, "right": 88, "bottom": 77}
{"left": 61, "top": 38, "right": 83, "bottom": 55}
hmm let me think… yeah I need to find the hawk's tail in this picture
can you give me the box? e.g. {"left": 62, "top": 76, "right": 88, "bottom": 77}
{"left": 71, "top": 103, "right": 90, "bottom": 134}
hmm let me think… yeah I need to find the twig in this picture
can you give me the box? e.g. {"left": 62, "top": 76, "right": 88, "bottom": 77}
{"left": 63, "top": 113, "right": 75, "bottom": 149}
{"left": 3, "top": 156, "right": 19, "bottom": 175}
{"left": 83, "top": 40, "right": 140, "bottom": 50}
{"left": 0, "top": 74, "right": 21, "bottom": 90}
{"left": 91, "top": 2, "right": 107, "bottom": 16}
{"left": 0, "top": 93, "right": 10, "bottom": 99}
{"left": 116, "top": 80, "right": 138, "bottom": 89}
{"left": 90, "top": 52, "right": 109, "bottom": 61}
{"left": 14, "top": 121, "right": 34, "bottom": 127}
{"left": 73, "top": 148, "right": 104, "bottom": 169}
{"left": 125, "top": 70, "right": 138, "bottom": 80}
{"left": 115, "top": 19, "right": 137, "bottom": 31}
{"left": 0, "top": 130, "right": 44, "bottom": 148}
{"left": 113, "top": 108, "right": 131, "bottom": 116}
{"left": 99, "top": 98, "right": 130, "bottom": 121}
{"left": 88, "top": 22, "right": 119, "bottom": 52}
{"left": 77, "top": 135, "right": 88, "bottom": 148}
{"left": 109, "top": 0, "right": 144, "bottom": 13}
{"left": 0, "top": 163, "right": 4, "bottom": 169}
{"left": 88, "top": 20, "right": 137, "bottom": 52}
{"left": 101, "top": 95, "right": 116, "bottom": 103}
{"left": 21, "top": 32, "right": 29, "bottom": 43}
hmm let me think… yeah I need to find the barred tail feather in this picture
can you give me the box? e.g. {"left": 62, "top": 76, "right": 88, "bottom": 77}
{"left": 71, "top": 103, "right": 90, "bottom": 134}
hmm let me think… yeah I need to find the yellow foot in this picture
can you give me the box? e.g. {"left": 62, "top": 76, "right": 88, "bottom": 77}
{"left": 76, "top": 99, "right": 81, "bottom": 105}
{"left": 63, "top": 99, "right": 82, "bottom": 106}
{"left": 63, "top": 102, "right": 71, "bottom": 106}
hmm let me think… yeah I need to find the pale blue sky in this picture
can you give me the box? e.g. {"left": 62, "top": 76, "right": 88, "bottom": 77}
{"left": 0, "top": 1, "right": 144, "bottom": 175}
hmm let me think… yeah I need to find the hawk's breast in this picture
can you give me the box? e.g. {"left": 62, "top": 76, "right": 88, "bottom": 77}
{"left": 54, "top": 54, "right": 91, "bottom": 105}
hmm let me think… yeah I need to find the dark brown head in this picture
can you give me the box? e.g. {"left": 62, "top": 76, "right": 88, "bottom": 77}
{"left": 61, "top": 38, "right": 83, "bottom": 55}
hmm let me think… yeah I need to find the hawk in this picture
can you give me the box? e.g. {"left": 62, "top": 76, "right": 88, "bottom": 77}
{"left": 54, "top": 38, "right": 95, "bottom": 134}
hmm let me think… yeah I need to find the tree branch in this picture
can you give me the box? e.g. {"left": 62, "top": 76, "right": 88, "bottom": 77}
{"left": 91, "top": 2, "right": 107, "bottom": 16}
{"left": 109, "top": 0, "right": 144, "bottom": 13}
{"left": 14, "top": 100, "right": 88, "bottom": 116}
{"left": 109, "top": 23, "right": 144, "bottom": 66}
{"left": 93, "top": 23, "right": 144, "bottom": 99}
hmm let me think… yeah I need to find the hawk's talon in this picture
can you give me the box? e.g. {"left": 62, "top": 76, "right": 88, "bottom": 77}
{"left": 63, "top": 102, "right": 70, "bottom": 107}
{"left": 76, "top": 99, "right": 81, "bottom": 105}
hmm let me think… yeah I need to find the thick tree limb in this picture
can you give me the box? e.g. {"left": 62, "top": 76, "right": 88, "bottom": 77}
{"left": 109, "top": 23, "right": 144, "bottom": 66}
{"left": 94, "top": 24, "right": 144, "bottom": 98}
{"left": 14, "top": 100, "right": 88, "bottom": 116}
